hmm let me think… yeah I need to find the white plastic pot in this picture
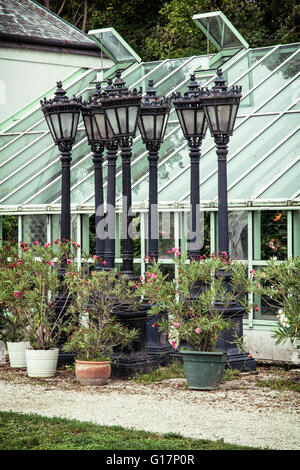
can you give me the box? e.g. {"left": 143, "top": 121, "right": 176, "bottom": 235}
{"left": 25, "top": 348, "right": 59, "bottom": 378}
{"left": 7, "top": 341, "right": 31, "bottom": 368}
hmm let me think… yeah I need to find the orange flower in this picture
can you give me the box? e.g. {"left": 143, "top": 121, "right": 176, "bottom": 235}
{"left": 274, "top": 213, "right": 282, "bottom": 222}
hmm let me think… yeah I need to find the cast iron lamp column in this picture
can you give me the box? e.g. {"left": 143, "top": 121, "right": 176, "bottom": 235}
{"left": 101, "top": 70, "right": 142, "bottom": 279}
{"left": 137, "top": 80, "right": 173, "bottom": 364}
{"left": 40, "top": 81, "right": 82, "bottom": 366}
{"left": 172, "top": 75, "right": 208, "bottom": 261}
{"left": 81, "top": 82, "right": 118, "bottom": 270}
{"left": 104, "top": 138, "right": 119, "bottom": 270}
{"left": 41, "top": 81, "right": 82, "bottom": 278}
{"left": 137, "top": 80, "right": 171, "bottom": 262}
{"left": 100, "top": 71, "right": 157, "bottom": 377}
{"left": 200, "top": 69, "right": 256, "bottom": 371}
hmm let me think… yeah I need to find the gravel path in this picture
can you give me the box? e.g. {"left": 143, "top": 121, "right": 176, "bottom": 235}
{"left": 0, "top": 364, "right": 300, "bottom": 450}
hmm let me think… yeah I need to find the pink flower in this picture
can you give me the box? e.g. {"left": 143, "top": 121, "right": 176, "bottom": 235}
{"left": 102, "top": 260, "right": 107, "bottom": 266}
{"left": 77, "top": 244, "right": 81, "bottom": 248}
{"left": 34, "top": 241, "right": 39, "bottom": 245}
{"left": 151, "top": 273, "right": 157, "bottom": 279}
{"left": 176, "top": 251, "right": 181, "bottom": 256}
{"left": 139, "top": 276, "right": 144, "bottom": 282}
{"left": 48, "top": 260, "right": 54, "bottom": 267}
{"left": 172, "top": 247, "right": 177, "bottom": 252}
{"left": 17, "top": 260, "right": 22, "bottom": 266}
{"left": 44, "top": 243, "right": 51, "bottom": 248}
{"left": 171, "top": 340, "right": 176, "bottom": 349}
{"left": 13, "top": 291, "right": 22, "bottom": 298}
{"left": 54, "top": 239, "right": 60, "bottom": 245}
{"left": 67, "top": 259, "right": 71, "bottom": 265}
{"left": 195, "top": 328, "right": 200, "bottom": 334}
{"left": 173, "top": 322, "right": 179, "bottom": 328}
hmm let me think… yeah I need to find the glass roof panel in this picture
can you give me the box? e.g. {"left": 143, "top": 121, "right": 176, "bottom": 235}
{"left": 88, "top": 27, "right": 141, "bottom": 63}
{"left": 192, "top": 11, "right": 249, "bottom": 51}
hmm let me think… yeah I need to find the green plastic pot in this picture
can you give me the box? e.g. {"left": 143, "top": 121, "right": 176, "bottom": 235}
{"left": 180, "top": 349, "right": 227, "bottom": 390}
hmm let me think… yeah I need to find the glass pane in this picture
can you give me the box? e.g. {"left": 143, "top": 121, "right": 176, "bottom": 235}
{"left": 260, "top": 211, "right": 287, "bottom": 261}
{"left": 128, "top": 106, "right": 139, "bottom": 134}
{"left": 158, "top": 212, "right": 175, "bottom": 258}
{"left": 22, "top": 214, "right": 48, "bottom": 245}
{"left": 60, "top": 112, "right": 73, "bottom": 139}
{"left": 259, "top": 76, "right": 300, "bottom": 113}
{"left": 228, "top": 211, "right": 248, "bottom": 260}
{"left": 106, "top": 108, "right": 119, "bottom": 134}
{"left": 239, "top": 49, "right": 300, "bottom": 114}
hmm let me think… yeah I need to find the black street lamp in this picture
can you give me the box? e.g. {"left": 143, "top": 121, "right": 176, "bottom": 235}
{"left": 200, "top": 69, "right": 256, "bottom": 371}
{"left": 172, "top": 75, "right": 208, "bottom": 261}
{"left": 101, "top": 71, "right": 142, "bottom": 279}
{"left": 100, "top": 72, "right": 157, "bottom": 377}
{"left": 81, "top": 82, "right": 118, "bottom": 271}
{"left": 200, "top": 68, "right": 241, "bottom": 257}
{"left": 137, "top": 80, "right": 171, "bottom": 262}
{"left": 41, "top": 81, "right": 82, "bottom": 367}
{"left": 41, "top": 81, "right": 82, "bottom": 277}
{"left": 137, "top": 80, "right": 173, "bottom": 364}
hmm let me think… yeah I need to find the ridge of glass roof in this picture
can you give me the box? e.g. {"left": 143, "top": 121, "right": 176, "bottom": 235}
{"left": 88, "top": 27, "right": 141, "bottom": 64}
{"left": 193, "top": 11, "right": 249, "bottom": 51}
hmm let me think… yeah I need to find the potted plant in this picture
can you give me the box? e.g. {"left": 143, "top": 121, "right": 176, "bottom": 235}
{"left": 0, "top": 241, "right": 31, "bottom": 367}
{"left": 0, "top": 240, "right": 80, "bottom": 377}
{"left": 63, "top": 269, "right": 140, "bottom": 385}
{"left": 251, "top": 257, "right": 300, "bottom": 363}
{"left": 139, "top": 250, "right": 254, "bottom": 390}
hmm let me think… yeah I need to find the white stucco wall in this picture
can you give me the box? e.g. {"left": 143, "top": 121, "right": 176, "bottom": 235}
{"left": 244, "top": 329, "right": 300, "bottom": 365}
{"left": 0, "top": 47, "right": 113, "bottom": 124}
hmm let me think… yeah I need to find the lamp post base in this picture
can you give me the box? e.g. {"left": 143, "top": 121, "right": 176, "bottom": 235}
{"left": 143, "top": 304, "right": 175, "bottom": 366}
{"left": 216, "top": 301, "right": 256, "bottom": 372}
{"left": 111, "top": 308, "right": 158, "bottom": 378}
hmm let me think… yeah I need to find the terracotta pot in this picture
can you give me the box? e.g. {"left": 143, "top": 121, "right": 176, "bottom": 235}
{"left": 75, "top": 359, "right": 111, "bottom": 386}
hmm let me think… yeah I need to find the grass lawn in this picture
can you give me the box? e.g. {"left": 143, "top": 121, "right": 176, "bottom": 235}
{"left": 0, "top": 411, "right": 262, "bottom": 451}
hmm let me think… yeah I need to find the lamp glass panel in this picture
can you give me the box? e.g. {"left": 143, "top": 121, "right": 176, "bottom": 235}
{"left": 137, "top": 116, "right": 146, "bottom": 140}
{"left": 217, "top": 104, "right": 231, "bottom": 132}
{"left": 117, "top": 106, "right": 127, "bottom": 134}
{"left": 60, "top": 112, "right": 74, "bottom": 139}
{"left": 229, "top": 103, "right": 239, "bottom": 133}
{"left": 72, "top": 112, "right": 80, "bottom": 139}
{"left": 196, "top": 110, "right": 206, "bottom": 136}
{"left": 128, "top": 106, "right": 139, "bottom": 134}
{"left": 140, "top": 114, "right": 154, "bottom": 140}
{"left": 94, "top": 113, "right": 107, "bottom": 140}
{"left": 176, "top": 109, "right": 186, "bottom": 136}
{"left": 155, "top": 114, "right": 165, "bottom": 140}
{"left": 161, "top": 113, "right": 169, "bottom": 140}
{"left": 182, "top": 109, "right": 195, "bottom": 135}
{"left": 105, "top": 108, "right": 119, "bottom": 135}
{"left": 83, "top": 115, "right": 93, "bottom": 141}
{"left": 46, "top": 115, "right": 56, "bottom": 141}
{"left": 50, "top": 113, "right": 61, "bottom": 140}
{"left": 206, "top": 106, "right": 218, "bottom": 132}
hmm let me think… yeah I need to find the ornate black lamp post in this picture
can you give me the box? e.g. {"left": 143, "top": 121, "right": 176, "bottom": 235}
{"left": 200, "top": 69, "right": 256, "bottom": 371}
{"left": 137, "top": 80, "right": 173, "bottom": 364}
{"left": 81, "top": 82, "right": 118, "bottom": 270}
{"left": 172, "top": 75, "right": 208, "bottom": 261}
{"left": 101, "top": 70, "right": 142, "bottom": 279}
{"left": 41, "top": 81, "right": 82, "bottom": 278}
{"left": 99, "top": 72, "right": 157, "bottom": 377}
{"left": 41, "top": 81, "right": 82, "bottom": 366}
{"left": 137, "top": 80, "right": 171, "bottom": 262}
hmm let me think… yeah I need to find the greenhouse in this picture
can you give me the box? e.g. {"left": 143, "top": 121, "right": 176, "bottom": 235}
{"left": 0, "top": 1, "right": 299, "bottom": 364}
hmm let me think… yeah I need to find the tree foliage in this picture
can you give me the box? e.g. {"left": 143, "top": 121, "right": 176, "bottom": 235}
{"left": 36, "top": 0, "right": 299, "bottom": 61}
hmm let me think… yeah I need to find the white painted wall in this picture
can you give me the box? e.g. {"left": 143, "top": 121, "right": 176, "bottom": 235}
{"left": 244, "top": 329, "right": 300, "bottom": 365}
{"left": 0, "top": 47, "right": 113, "bottom": 124}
